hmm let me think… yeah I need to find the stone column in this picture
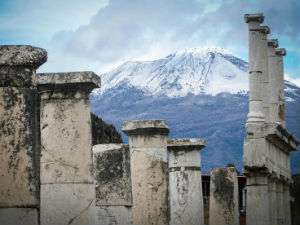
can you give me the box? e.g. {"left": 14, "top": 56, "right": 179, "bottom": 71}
{"left": 38, "top": 72, "right": 100, "bottom": 225}
{"left": 267, "top": 39, "right": 279, "bottom": 124}
{"left": 244, "top": 14, "right": 265, "bottom": 123}
{"left": 93, "top": 144, "right": 133, "bottom": 225}
{"left": 121, "top": 120, "right": 169, "bottom": 225}
{"left": 0, "top": 45, "right": 47, "bottom": 225}
{"left": 167, "top": 138, "right": 206, "bottom": 225}
{"left": 245, "top": 173, "right": 270, "bottom": 225}
{"left": 259, "top": 26, "right": 270, "bottom": 121}
{"left": 209, "top": 167, "right": 239, "bottom": 225}
{"left": 283, "top": 183, "right": 291, "bottom": 225}
{"left": 275, "top": 48, "right": 286, "bottom": 128}
{"left": 276, "top": 181, "right": 284, "bottom": 225}
{"left": 268, "top": 177, "right": 277, "bottom": 225}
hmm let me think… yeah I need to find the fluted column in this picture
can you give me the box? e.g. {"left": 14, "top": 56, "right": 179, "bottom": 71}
{"left": 244, "top": 13, "right": 265, "bottom": 124}
{"left": 283, "top": 183, "right": 291, "bottom": 225}
{"left": 0, "top": 45, "right": 47, "bottom": 225}
{"left": 168, "top": 138, "right": 206, "bottom": 225}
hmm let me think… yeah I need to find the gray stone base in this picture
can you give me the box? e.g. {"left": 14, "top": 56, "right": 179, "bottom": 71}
{"left": 0, "top": 208, "right": 38, "bottom": 225}
{"left": 96, "top": 206, "right": 133, "bottom": 225}
{"left": 40, "top": 183, "right": 97, "bottom": 225}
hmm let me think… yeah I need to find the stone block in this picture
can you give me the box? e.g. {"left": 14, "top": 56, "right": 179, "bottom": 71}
{"left": 96, "top": 206, "right": 133, "bottom": 225}
{"left": 40, "top": 98, "right": 93, "bottom": 184}
{"left": 243, "top": 138, "right": 267, "bottom": 169}
{"left": 130, "top": 150, "right": 169, "bottom": 225}
{"left": 40, "top": 183, "right": 96, "bottom": 225}
{"left": 93, "top": 144, "right": 132, "bottom": 206}
{"left": 0, "top": 208, "right": 38, "bottom": 225}
{"left": 209, "top": 167, "right": 238, "bottom": 225}
{"left": 0, "top": 87, "right": 38, "bottom": 207}
{"left": 169, "top": 171, "right": 203, "bottom": 225}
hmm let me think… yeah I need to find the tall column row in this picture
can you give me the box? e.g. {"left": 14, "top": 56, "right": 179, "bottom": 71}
{"left": 244, "top": 13, "right": 299, "bottom": 225}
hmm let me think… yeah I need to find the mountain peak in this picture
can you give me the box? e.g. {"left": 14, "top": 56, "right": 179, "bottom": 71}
{"left": 97, "top": 47, "right": 249, "bottom": 97}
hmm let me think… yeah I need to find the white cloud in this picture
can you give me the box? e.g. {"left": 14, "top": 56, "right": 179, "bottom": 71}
{"left": 285, "top": 74, "right": 300, "bottom": 87}
{"left": 36, "top": 0, "right": 299, "bottom": 79}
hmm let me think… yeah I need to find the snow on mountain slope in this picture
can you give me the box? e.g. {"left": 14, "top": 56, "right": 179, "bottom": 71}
{"left": 98, "top": 47, "right": 249, "bottom": 97}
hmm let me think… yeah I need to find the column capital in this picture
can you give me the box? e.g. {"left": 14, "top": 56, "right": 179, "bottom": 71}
{"left": 258, "top": 26, "right": 270, "bottom": 34}
{"left": 267, "top": 39, "right": 278, "bottom": 48}
{"left": 0, "top": 45, "right": 47, "bottom": 87}
{"left": 167, "top": 138, "right": 206, "bottom": 151}
{"left": 0, "top": 45, "right": 47, "bottom": 68}
{"left": 37, "top": 71, "right": 101, "bottom": 99}
{"left": 121, "top": 120, "right": 169, "bottom": 136}
{"left": 275, "top": 48, "right": 286, "bottom": 56}
{"left": 244, "top": 13, "right": 264, "bottom": 23}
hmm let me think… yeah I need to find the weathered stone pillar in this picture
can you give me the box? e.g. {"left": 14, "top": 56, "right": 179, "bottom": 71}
{"left": 167, "top": 138, "right": 206, "bottom": 225}
{"left": 259, "top": 26, "right": 270, "bottom": 121}
{"left": 275, "top": 48, "right": 286, "bottom": 127}
{"left": 268, "top": 177, "right": 277, "bottom": 225}
{"left": 37, "top": 72, "right": 100, "bottom": 225}
{"left": 121, "top": 120, "right": 169, "bottom": 225}
{"left": 246, "top": 173, "right": 270, "bottom": 225}
{"left": 244, "top": 13, "right": 265, "bottom": 123}
{"left": 209, "top": 167, "right": 239, "bottom": 225}
{"left": 93, "top": 144, "right": 133, "bottom": 225}
{"left": 0, "top": 45, "right": 47, "bottom": 225}
{"left": 283, "top": 183, "right": 291, "bottom": 225}
{"left": 267, "top": 39, "right": 279, "bottom": 124}
{"left": 276, "top": 181, "right": 284, "bottom": 225}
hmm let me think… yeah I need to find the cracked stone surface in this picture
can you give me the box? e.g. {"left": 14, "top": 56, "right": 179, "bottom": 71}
{"left": 0, "top": 87, "right": 38, "bottom": 207}
{"left": 0, "top": 208, "right": 38, "bottom": 225}
{"left": 40, "top": 184, "right": 96, "bottom": 225}
{"left": 40, "top": 99, "right": 93, "bottom": 184}
{"left": 209, "top": 167, "right": 238, "bottom": 225}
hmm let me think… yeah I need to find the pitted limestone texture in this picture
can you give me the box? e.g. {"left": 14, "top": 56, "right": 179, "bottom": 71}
{"left": 40, "top": 99, "right": 93, "bottom": 184}
{"left": 0, "top": 45, "right": 47, "bottom": 67}
{"left": 93, "top": 144, "right": 132, "bottom": 206}
{"left": 130, "top": 151, "right": 169, "bottom": 225}
{"left": 96, "top": 206, "right": 133, "bottom": 225}
{"left": 0, "top": 87, "right": 38, "bottom": 207}
{"left": 40, "top": 184, "right": 96, "bottom": 225}
{"left": 169, "top": 171, "right": 203, "bottom": 225}
{"left": 0, "top": 208, "right": 38, "bottom": 225}
{"left": 122, "top": 119, "right": 170, "bottom": 225}
{"left": 38, "top": 72, "right": 100, "bottom": 99}
{"left": 209, "top": 167, "right": 238, "bottom": 225}
{"left": 0, "top": 45, "right": 47, "bottom": 87}
{"left": 168, "top": 138, "right": 205, "bottom": 225}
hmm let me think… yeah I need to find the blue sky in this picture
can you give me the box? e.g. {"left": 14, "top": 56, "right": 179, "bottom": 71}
{"left": 0, "top": 0, "right": 299, "bottom": 85}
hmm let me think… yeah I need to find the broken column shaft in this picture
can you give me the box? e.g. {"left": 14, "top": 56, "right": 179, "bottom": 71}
{"left": 167, "top": 138, "right": 206, "bottom": 225}
{"left": 0, "top": 45, "right": 47, "bottom": 225}
{"left": 93, "top": 144, "right": 133, "bottom": 225}
{"left": 122, "top": 120, "right": 169, "bottom": 225}
{"left": 209, "top": 167, "right": 239, "bottom": 225}
{"left": 38, "top": 72, "right": 100, "bottom": 225}
{"left": 244, "top": 13, "right": 265, "bottom": 123}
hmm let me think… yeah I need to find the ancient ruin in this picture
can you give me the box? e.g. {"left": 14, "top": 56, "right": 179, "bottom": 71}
{"left": 0, "top": 12, "right": 299, "bottom": 225}
{"left": 244, "top": 13, "right": 299, "bottom": 225}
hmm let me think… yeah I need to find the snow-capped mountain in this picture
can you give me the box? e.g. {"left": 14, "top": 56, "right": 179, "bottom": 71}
{"left": 97, "top": 47, "right": 249, "bottom": 97}
{"left": 91, "top": 47, "right": 300, "bottom": 174}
